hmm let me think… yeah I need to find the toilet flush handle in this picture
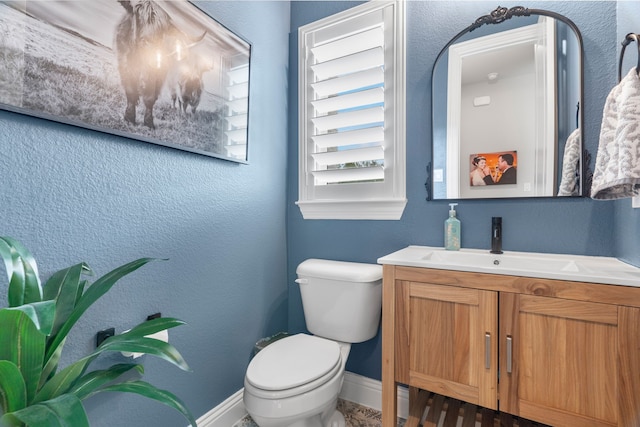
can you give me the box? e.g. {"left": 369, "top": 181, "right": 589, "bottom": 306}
{"left": 295, "top": 279, "right": 308, "bottom": 285}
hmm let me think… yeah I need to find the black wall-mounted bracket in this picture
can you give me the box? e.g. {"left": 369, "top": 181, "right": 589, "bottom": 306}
{"left": 146, "top": 312, "right": 161, "bottom": 321}
{"left": 96, "top": 327, "right": 115, "bottom": 347}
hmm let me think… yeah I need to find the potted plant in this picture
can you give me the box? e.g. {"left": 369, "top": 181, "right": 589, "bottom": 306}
{"left": 0, "top": 237, "right": 196, "bottom": 426}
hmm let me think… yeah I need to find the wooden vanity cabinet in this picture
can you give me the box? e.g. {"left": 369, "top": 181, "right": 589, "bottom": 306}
{"left": 403, "top": 281, "right": 498, "bottom": 409}
{"left": 499, "top": 293, "right": 619, "bottom": 426}
{"left": 381, "top": 265, "right": 640, "bottom": 427}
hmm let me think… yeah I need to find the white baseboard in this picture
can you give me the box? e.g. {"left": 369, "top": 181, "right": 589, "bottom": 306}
{"left": 193, "top": 388, "right": 246, "bottom": 427}
{"left": 194, "top": 372, "right": 408, "bottom": 427}
{"left": 340, "top": 372, "right": 409, "bottom": 419}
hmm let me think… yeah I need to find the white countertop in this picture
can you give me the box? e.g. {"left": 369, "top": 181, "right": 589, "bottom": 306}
{"left": 377, "top": 246, "right": 640, "bottom": 288}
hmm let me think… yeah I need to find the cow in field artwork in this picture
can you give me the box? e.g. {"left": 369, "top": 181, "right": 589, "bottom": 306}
{"left": 0, "top": 0, "right": 250, "bottom": 161}
{"left": 114, "top": 0, "right": 207, "bottom": 128}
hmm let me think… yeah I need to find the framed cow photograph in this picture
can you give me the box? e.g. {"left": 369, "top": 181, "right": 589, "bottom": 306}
{"left": 0, "top": 0, "right": 251, "bottom": 163}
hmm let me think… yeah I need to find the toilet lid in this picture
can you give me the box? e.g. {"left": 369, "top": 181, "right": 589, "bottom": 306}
{"left": 246, "top": 334, "right": 341, "bottom": 391}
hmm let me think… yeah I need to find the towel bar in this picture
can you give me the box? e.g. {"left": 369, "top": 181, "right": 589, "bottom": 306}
{"left": 618, "top": 32, "right": 640, "bottom": 82}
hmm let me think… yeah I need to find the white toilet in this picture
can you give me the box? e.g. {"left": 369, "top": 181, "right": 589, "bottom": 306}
{"left": 243, "top": 258, "right": 383, "bottom": 427}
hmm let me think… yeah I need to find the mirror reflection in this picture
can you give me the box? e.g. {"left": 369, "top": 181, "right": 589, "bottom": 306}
{"left": 430, "top": 6, "right": 585, "bottom": 200}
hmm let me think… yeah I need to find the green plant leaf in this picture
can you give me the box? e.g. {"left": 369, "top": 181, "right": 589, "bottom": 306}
{"left": 4, "top": 301, "right": 56, "bottom": 336}
{"left": 99, "top": 380, "right": 197, "bottom": 426}
{"left": 1, "top": 394, "right": 90, "bottom": 427}
{"left": 0, "top": 309, "right": 46, "bottom": 405}
{"left": 98, "top": 335, "right": 190, "bottom": 372}
{"left": 69, "top": 363, "right": 143, "bottom": 400}
{"left": 0, "top": 414, "right": 24, "bottom": 427}
{"left": 0, "top": 238, "right": 40, "bottom": 279}
{"left": 44, "top": 258, "right": 157, "bottom": 366}
{"left": 42, "top": 263, "right": 92, "bottom": 338}
{"left": 0, "top": 237, "right": 42, "bottom": 307}
{"left": 32, "top": 354, "right": 97, "bottom": 404}
{"left": 38, "top": 340, "right": 64, "bottom": 390}
{"left": 122, "top": 317, "right": 186, "bottom": 338}
{"left": 0, "top": 361, "right": 27, "bottom": 414}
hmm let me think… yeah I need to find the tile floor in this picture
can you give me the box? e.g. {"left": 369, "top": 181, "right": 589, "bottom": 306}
{"left": 233, "top": 399, "right": 404, "bottom": 427}
{"left": 234, "top": 394, "right": 548, "bottom": 427}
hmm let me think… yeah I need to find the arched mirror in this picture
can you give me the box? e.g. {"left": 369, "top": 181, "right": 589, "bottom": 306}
{"left": 430, "top": 6, "right": 588, "bottom": 200}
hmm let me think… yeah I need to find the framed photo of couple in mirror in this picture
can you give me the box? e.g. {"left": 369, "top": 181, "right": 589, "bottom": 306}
{"left": 470, "top": 151, "right": 518, "bottom": 187}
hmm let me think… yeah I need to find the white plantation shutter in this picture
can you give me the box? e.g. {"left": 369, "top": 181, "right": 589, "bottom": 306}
{"left": 297, "top": 0, "right": 406, "bottom": 220}
{"left": 224, "top": 63, "right": 249, "bottom": 160}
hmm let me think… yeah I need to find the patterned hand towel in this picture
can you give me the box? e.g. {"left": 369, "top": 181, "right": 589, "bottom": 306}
{"left": 591, "top": 67, "right": 640, "bottom": 199}
{"left": 558, "top": 128, "right": 581, "bottom": 196}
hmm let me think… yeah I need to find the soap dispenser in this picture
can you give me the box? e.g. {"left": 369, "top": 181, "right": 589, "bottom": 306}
{"left": 444, "top": 203, "right": 461, "bottom": 251}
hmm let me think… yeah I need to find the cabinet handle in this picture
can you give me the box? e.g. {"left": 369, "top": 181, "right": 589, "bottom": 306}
{"left": 485, "top": 333, "right": 491, "bottom": 369}
{"left": 506, "top": 335, "right": 513, "bottom": 374}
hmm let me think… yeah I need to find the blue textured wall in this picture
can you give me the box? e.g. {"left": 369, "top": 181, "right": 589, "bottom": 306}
{"left": 2, "top": 1, "right": 639, "bottom": 423}
{"left": 0, "top": 1, "right": 290, "bottom": 426}
{"left": 614, "top": 2, "right": 640, "bottom": 266}
{"left": 287, "top": 1, "right": 623, "bottom": 382}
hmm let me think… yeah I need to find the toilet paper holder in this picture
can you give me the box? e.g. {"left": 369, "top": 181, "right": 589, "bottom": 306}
{"left": 121, "top": 329, "right": 170, "bottom": 359}
{"left": 95, "top": 313, "right": 172, "bottom": 358}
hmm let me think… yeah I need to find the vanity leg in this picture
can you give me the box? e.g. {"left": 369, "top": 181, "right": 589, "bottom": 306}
{"left": 381, "top": 380, "right": 398, "bottom": 426}
{"left": 405, "top": 387, "right": 430, "bottom": 427}
{"left": 382, "top": 265, "right": 397, "bottom": 426}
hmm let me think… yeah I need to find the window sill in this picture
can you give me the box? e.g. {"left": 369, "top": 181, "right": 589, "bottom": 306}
{"left": 296, "top": 198, "right": 407, "bottom": 220}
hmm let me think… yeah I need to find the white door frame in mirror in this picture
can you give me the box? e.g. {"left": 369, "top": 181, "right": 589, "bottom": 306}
{"left": 446, "top": 18, "right": 556, "bottom": 199}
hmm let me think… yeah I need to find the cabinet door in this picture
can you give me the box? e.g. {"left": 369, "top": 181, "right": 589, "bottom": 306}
{"left": 408, "top": 282, "right": 498, "bottom": 409}
{"left": 500, "top": 293, "right": 618, "bottom": 427}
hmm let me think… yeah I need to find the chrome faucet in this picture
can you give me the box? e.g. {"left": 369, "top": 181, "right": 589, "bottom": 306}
{"left": 491, "top": 217, "right": 503, "bottom": 254}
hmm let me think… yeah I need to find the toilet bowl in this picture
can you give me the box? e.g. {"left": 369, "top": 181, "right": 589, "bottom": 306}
{"left": 243, "top": 334, "right": 350, "bottom": 427}
{"left": 243, "top": 259, "right": 383, "bottom": 427}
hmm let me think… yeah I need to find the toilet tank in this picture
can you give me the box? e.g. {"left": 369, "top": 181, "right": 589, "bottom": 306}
{"left": 296, "top": 259, "right": 382, "bottom": 343}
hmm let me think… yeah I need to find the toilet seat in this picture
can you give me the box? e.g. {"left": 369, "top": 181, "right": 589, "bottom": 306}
{"left": 245, "top": 334, "right": 341, "bottom": 397}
